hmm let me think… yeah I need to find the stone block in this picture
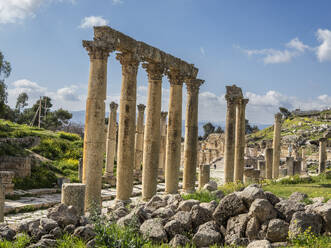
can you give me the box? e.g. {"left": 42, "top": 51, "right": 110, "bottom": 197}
{"left": 61, "top": 183, "right": 86, "bottom": 216}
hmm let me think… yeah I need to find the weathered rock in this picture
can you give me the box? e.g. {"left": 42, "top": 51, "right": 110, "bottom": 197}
{"left": 47, "top": 204, "right": 79, "bottom": 228}
{"left": 73, "top": 225, "right": 96, "bottom": 241}
{"left": 110, "top": 207, "right": 129, "bottom": 221}
{"left": 258, "top": 221, "right": 269, "bottom": 240}
{"left": 213, "top": 193, "right": 247, "bottom": 225}
{"left": 29, "top": 238, "right": 57, "bottom": 248}
{"left": 192, "top": 221, "right": 222, "bottom": 247}
{"left": 249, "top": 199, "right": 277, "bottom": 223}
{"left": 169, "top": 234, "right": 190, "bottom": 247}
{"left": 166, "top": 194, "right": 182, "bottom": 209}
{"left": 49, "top": 227, "right": 62, "bottom": 239}
{"left": 200, "top": 200, "right": 218, "bottom": 213}
{"left": 247, "top": 240, "right": 272, "bottom": 248}
{"left": 190, "top": 204, "right": 213, "bottom": 228}
{"left": 275, "top": 200, "right": 305, "bottom": 222}
{"left": 41, "top": 234, "right": 55, "bottom": 240}
{"left": 13, "top": 222, "right": 29, "bottom": 233}
{"left": 265, "top": 191, "right": 280, "bottom": 206}
{"left": 213, "top": 190, "right": 225, "bottom": 200}
{"left": 289, "top": 211, "right": 323, "bottom": 238}
{"left": 0, "top": 225, "right": 16, "bottom": 241}
{"left": 176, "top": 199, "right": 200, "bottom": 212}
{"left": 117, "top": 206, "right": 149, "bottom": 228}
{"left": 39, "top": 218, "right": 58, "bottom": 233}
{"left": 246, "top": 217, "right": 260, "bottom": 241}
{"left": 164, "top": 211, "right": 192, "bottom": 237}
{"left": 151, "top": 207, "right": 175, "bottom": 220}
{"left": 140, "top": 218, "right": 167, "bottom": 243}
{"left": 63, "top": 224, "right": 75, "bottom": 234}
{"left": 86, "top": 238, "right": 96, "bottom": 248}
{"left": 313, "top": 203, "right": 331, "bottom": 233}
{"left": 238, "top": 185, "right": 267, "bottom": 207}
{"left": 145, "top": 195, "right": 167, "bottom": 212}
{"left": 225, "top": 213, "right": 249, "bottom": 245}
{"left": 203, "top": 181, "right": 218, "bottom": 191}
{"left": 288, "top": 192, "right": 308, "bottom": 202}
{"left": 266, "top": 219, "right": 289, "bottom": 242}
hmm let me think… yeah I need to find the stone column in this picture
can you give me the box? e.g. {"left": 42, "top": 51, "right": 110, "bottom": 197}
{"left": 183, "top": 79, "right": 204, "bottom": 193}
{"left": 265, "top": 148, "right": 273, "bottom": 179}
{"left": 61, "top": 183, "right": 86, "bottom": 216}
{"left": 0, "top": 179, "right": 4, "bottom": 222}
{"left": 105, "top": 102, "right": 118, "bottom": 177}
{"left": 199, "top": 164, "right": 210, "bottom": 189}
{"left": 116, "top": 52, "right": 140, "bottom": 201}
{"left": 158, "top": 112, "right": 168, "bottom": 175}
{"left": 142, "top": 63, "right": 163, "bottom": 201}
{"left": 82, "top": 41, "right": 112, "bottom": 210}
{"left": 234, "top": 98, "right": 249, "bottom": 182}
{"left": 272, "top": 113, "right": 282, "bottom": 179}
{"left": 224, "top": 96, "right": 238, "bottom": 183}
{"left": 165, "top": 70, "right": 184, "bottom": 194}
{"left": 286, "top": 157, "right": 294, "bottom": 176}
{"left": 134, "top": 104, "right": 146, "bottom": 173}
{"left": 319, "top": 137, "right": 327, "bottom": 174}
{"left": 301, "top": 147, "right": 307, "bottom": 172}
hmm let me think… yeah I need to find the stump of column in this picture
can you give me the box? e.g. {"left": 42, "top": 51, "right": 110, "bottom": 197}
{"left": 244, "top": 168, "right": 260, "bottom": 184}
{"left": 142, "top": 63, "right": 163, "bottom": 201}
{"left": 183, "top": 79, "right": 204, "bottom": 193}
{"left": 61, "top": 183, "right": 86, "bottom": 216}
{"left": 319, "top": 137, "right": 327, "bottom": 174}
{"left": 158, "top": 112, "right": 168, "bottom": 177}
{"left": 286, "top": 157, "right": 294, "bottom": 176}
{"left": 199, "top": 164, "right": 210, "bottom": 189}
{"left": 272, "top": 113, "right": 282, "bottom": 179}
{"left": 165, "top": 70, "right": 184, "bottom": 194}
{"left": 301, "top": 147, "right": 307, "bottom": 172}
{"left": 134, "top": 104, "right": 146, "bottom": 175}
{"left": 105, "top": 102, "right": 118, "bottom": 178}
{"left": 265, "top": 148, "right": 273, "bottom": 179}
{"left": 257, "top": 160, "right": 266, "bottom": 179}
{"left": 0, "top": 179, "right": 4, "bottom": 222}
{"left": 293, "top": 160, "right": 302, "bottom": 175}
{"left": 234, "top": 98, "right": 249, "bottom": 182}
{"left": 116, "top": 52, "right": 139, "bottom": 201}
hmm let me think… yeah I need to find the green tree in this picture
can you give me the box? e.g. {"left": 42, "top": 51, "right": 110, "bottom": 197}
{"left": 0, "top": 51, "right": 11, "bottom": 117}
{"left": 245, "top": 119, "right": 259, "bottom": 134}
{"left": 203, "top": 122, "right": 215, "bottom": 139}
{"left": 279, "top": 107, "right": 291, "bottom": 119}
{"left": 15, "top": 92, "right": 29, "bottom": 112}
{"left": 215, "top": 126, "right": 224, "bottom": 133}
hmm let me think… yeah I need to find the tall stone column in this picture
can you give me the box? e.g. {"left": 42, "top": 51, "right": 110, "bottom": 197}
{"left": 319, "top": 137, "right": 327, "bottom": 174}
{"left": 158, "top": 112, "right": 168, "bottom": 175}
{"left": 82, "top": 41, "right": 112, "bottom": 210}
{"left": 234, "top": 98, "right": 249, "bottom": 182}
{"left": 265, "top": 148, "right": 273, "bottom": 179}
{"left": 301, "top": 147, "right": 307, "bottom": 172}
{"left": 134, "top": 104, "right": 146, "bottom": 173}
{"left": 183, "top": 79, "right": 204, "bottom": 193}
{"left": 116, "top": 52, "right": 139, "bottom": 201}
{"left": 142, "top": 63, "right": 163, "bottom": 201}
{"left": 272, "top": 113, "right": 282, "bottom": 179}
{"left": 165, "top": 70, "right": 184, "bottom": 194}
{"left": 224, "top": 96, "right": 238, "bottom": 183}
{"left": 105, "top": 102, "right": 118, "bottom": 177}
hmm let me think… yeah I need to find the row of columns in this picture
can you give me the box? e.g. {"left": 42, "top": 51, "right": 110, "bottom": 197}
{"left": 82, "top": 44, "right": 204, "bottom": 209}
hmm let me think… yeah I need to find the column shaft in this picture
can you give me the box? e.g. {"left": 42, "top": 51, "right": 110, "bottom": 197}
{"left": 272, "top": 113, "right": 282, "bottom": 178}
{"left": 134, "top": 104, "right": 146, "bottom": 172}
{"left": 116, "top": 52, "right": 139, "bottom": 201}
{"left": 105, "top": 102, "right": 118, "bottom": 177}
{"left": 319, "top": 138, "right": 327, "bottom": 174}
{"left": 265, "top": 148, "right": 273, "bottom": 179}
{"left": 158, "top": 112, "right": 168, "bottom": 175}
{"left": 142, "top": 63, "right": 163, "bottom": 201}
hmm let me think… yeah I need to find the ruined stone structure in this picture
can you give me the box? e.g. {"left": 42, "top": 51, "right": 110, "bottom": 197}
{"left": 272, "top": 113, "right": 282, "bottom": 178}
{"left": 197, "top": 134, "right": 225, "bottom": 166}
{"left": 105, "top": 102, "right": 118, "bottom": 178}
{"left": 0, "top": 156, "right": 31, "bottom": 178}
{"left": 319, "top": 137, "right": 327, "bottom": 174}
{"left": 82, "top": 26, "right": 202, "bottom": 207}
{"left": 265, "top": 148, "right": 273, "bottom": 179}
{"left": 158, "top": 112, "right": 168, "bottom": 176}
{"left": 61, "top": 183, "right": 86, "bottom": 216}
{"left": 134, "top": 104, "right": 146, "bottom": 174}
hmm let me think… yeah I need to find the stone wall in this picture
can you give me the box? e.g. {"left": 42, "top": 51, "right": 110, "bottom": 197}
{"left": 0, "top": 156, "right": 31, "bottom": 178}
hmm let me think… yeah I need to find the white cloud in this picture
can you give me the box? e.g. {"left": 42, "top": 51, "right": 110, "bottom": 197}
{"left": 316, "top": 29, "right": 331, "bottom": 62}
{"left": 243, "top": 48, "right": 298, "bottom": 64}
{"left": 286, "top": 38, "right": 310, "bottom": 52}
{"left": 57, "top": 85, "right": 80, "bottom": 102}
{"left": 200, "top": 47, "right": 205, "bottom": 56}
{"left": 79, "top": 16, "right": 109, "bottom": 29}
{"left": 112, "top": 0, "right": 123, "bottom": 5}
{"left": 0, "top": 0, "right": 73, "bottom": 24}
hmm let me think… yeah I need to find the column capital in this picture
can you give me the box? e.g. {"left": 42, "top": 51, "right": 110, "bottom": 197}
{"left": 185, "top": 78, "right": 204, "bottom": 94}
{"left": 275, "top": 112, "right": 282, "bottom": 122}
{"left": 161, "top": 111, "right": 168, "bottom": 120}
{"left": 116, "top": 52, "right": 140, "bottom": 67}
{"left": 166, "top": 69, "right": 185, "bottom": 85}
{"left": 240, "top": 98, "right": 249, "bottom": 106}
{"left": 137, "top": 104, "right": 146, "bottom": 112}
{"left": 109, "top": 102, "right": 118, "bottom": 111}
{"left": 83, "top": 40, "right": 113, "bottom": 60}
{"left": 225, "top": 95, "right": 241, "bottom": 105}
{"left": 142, "top": 62, "right": 165, "bottom": 80}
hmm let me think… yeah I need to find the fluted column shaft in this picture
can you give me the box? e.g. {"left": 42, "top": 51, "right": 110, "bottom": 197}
{"left": 134, "top": 104, "right": 146, "bottom": 172}
{"left": 165, "top": 70, "right": 184, "bottom": 194}
{"left": 319, "top": 138, "right": 327, "bottom": 174}
{"left": 272, "top": 113, "right": 282, "bottom": 178}
{"left": 224, "top": 97, "right": 237, "bottom": 183}
{"left": 234, "top": 98, "right": 248, "bottom": 182}
{"left": 183, "top": 79, "right": 204, "bottom": 193}
{"left": 158, "top": 112, "right": 168, "bottom": 174}
{"left": 116, "top": 52, "right": 139, "bottom": 201}
{"left": 105, "top": 102, "right": 118, "bottom": 177}
{"left": 142, "top": 63, "right": 163, "bottom": 201}
{"left": 82, "top": 42, "right": 111, "bottom": 210}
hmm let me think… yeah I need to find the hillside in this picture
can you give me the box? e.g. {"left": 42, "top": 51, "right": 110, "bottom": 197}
{"left": 0, "top": 119, "right": 83, "bottom": 189}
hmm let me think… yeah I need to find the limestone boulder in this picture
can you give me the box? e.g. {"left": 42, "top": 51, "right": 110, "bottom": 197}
{"left": 117, "top": 206, "right": 149, "bottom": 229}
{"left": 145, "top": 195, "right": 167, "bottom": 212}
{"left": 200, "top": 200, "right": 218, "bottom": 213}
{"left": 166, "top": 194, "right": 182, "bottom": 209}
{"left": 39, "top": 218, "right": 58, "bottom": 233}
{"left": 73, "top": 225, "right": 96, "bottom": 242}
{"left": 249, "top": 199, "right": 277, "bottom": 223}
{"left": 288, "top": 192, "right": 308, "bottom": 202}
{"left": 140, "top": 218, "right": 167, "bottom": 243}
{"left": 151, "top": 207, "right": 175, "bottom": 220}
{"left": 190, "top": 204, "right": 213, "bottom": 229}
{"left": 225, "top": 213, "right": 249, "bottom": 246}
{"left": 49, "top": 227, "right": 62, "bottom": 239}
{"left": 264, "top": 191, "right": 280, "bottom": 206}
{"left": 212, "top": 190, "right": 225, "bottom": 200}
{"left": 47, "top": 204, "right": 80, "bottom": 228}
{"left": 246, "top": 217, "right": 260, "bottom": 241}
{"left": 192, "top": 221, "right": 222, "bottom": 247}
{"left": 213, "top": 193, "right": 247, "bottom": 225}
{"left": 313, "top": 203, "right": 331, "bottom": 233}
{"left": 203, "top": 181, "right": 218, "bottom": 191}
{"left": 110, "top": 207, "right": 129, "bottom": 221}
{"left": 247, "top": 240, "right": 272, "bottom": 248}
{"left": 289, "top": 211, "right": 323, "bottom": 238}
{"left": 165, "top": 211, "right": 192, "bottom": 237}
{"left": 0, "top": 225, "right": 16, "bottom": 241}
{"left": 266, "top": 219, "right": 289, "bottom": 242}
{"left": 238, "top": 185, "right": 267, "bottom": 207}
{"left": 176, "top": 199, "right": 200, "bottom": 212}
{"left": 63, "top": 224, "right": 75, "bottom": 234}
{"left": 29, "top": 238, "right": 57, "bottom": 248}
{"left": 275, "top": 200, "right": 305, "bottom": 222}
{"left": 169, "top": 234, "right": 190, "bottom": 247}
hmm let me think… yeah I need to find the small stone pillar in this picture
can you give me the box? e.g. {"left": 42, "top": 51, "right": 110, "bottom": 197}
{"left": 0, "top": 179, "right": 4, "bottom": 222}
{"left": 116, "top": 52, "right": 140, "bottom": 201}
{"left": 234, "top": 98, "right": 249, "bottom": 182}
{"left": 265, "top": 148, "right": 273, "bottom": 179}
{"left": 105, "top": 102, "right": 118, "bottom": 177}
{"left": 165, "top": 70, "right": 184, "bottom": 194}
{"left": 78, "top": 158, "right": 83, "bottom": 182}
{"left": 158, "top": 112, "right": 168, "bottom": 176}
{"left": 319, "top": 137, "right": 327, "bottom": 174}
{"left": 272, "top": 113, "right": 282, "bottom": 179}
{"left": 244, "top": 168, "right": 260, "bottom": 184}
{"left": 199, "top": 164, "right": 210, "bottom": 189}
{"left": 183, "top": 79, "right": 204, "bottom": 193}
{"left": 82, "top": 41, "right": 112, "bottom": 210}
{"left": 134, "top": 104, "right": 146, "bottom": 173}
{"left": 61, "top": 183, "right": 86, "bottom": 216}
{"left": 301, "top": 147, "right": 307, "bottom": 172}
{"left": 258, "top": 160, "right": 266, "bottom": 179}
{"left": 293, "top": 160, "right": 301, "bottom": 175}
{"left": 142, "top": 62, "right": 163, "bottom": 201}
{"left": 286, "top": 157, "right": 294, "bottom": 176}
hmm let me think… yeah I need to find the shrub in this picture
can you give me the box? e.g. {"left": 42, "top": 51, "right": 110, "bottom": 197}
{"left": 182, "top": 190, "right": 219, "bottom": 203}
{"left": 219, "top": 181, "right": 246, "bottom": 195}
{"left": 0, "top": 233, "right": 30, "bottom": 248}
{"left": 57, "top": 234, "right": 86, "bottom": 248}
{"left": 58, "top": 131, "right": 81, "bottom": 141}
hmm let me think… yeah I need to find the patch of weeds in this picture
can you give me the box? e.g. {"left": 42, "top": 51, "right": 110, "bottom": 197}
{"left": 289, "top": 226, "right": 331, "bottom": 248}
{"left": 0, "top": 233, "right": 31, "bottom": 248}
{"left": 182, "top": 190, "right": 219, "bottom": 203}
{"left": 57, "top": 234, "right": 86, "bottom": 248}
{"left": 219, "top": 181, "right": 247, "bottom": 195}
{"left": 58, "top": 131, "right": 81, "bottom": 141}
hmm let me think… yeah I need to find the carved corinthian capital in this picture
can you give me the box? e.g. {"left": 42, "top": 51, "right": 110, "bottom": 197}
{"left": 82, "top": 40, "right": 113, "bottom": 60}
{"left": 137, "top": 104, "right": 146, "bottom": 112}
{"left": 142, "top": 62, "right": 164, "bottom": 81}
{"left": 166, "top": 69, "right": 185, "bottom": 85}
{"left": 116, "top": 52, "right": 140, "bottom": 75}
{"left": 109, "top": 102, "right": 118, "bottom": 111}
{"left": 185, "top": 78, "right": 204, "bottom": 94}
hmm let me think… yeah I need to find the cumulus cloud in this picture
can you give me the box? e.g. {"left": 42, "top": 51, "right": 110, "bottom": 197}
{"left": 57, "top": 86, "right": 80, "bottom": 102}
{"left": 0, "top": 0, "right": 73, "bottom": 24}
{"left": 112, "top": 0, "right": 123, "bottom": 5}
{"left": 286, "top": 38, "right": 310, "bottom": 52}
{"left": 316, "top": 29, "right": 331, "bottom": 62}
{"left": 79, "top": 16, "right": 109, "bottom": 28}
{"left": 243, "top": 47, "right": 300, "bottom": 64}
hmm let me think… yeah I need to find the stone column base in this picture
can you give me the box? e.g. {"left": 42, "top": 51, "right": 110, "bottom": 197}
{"left": 102, "top": 175, "right": 116, "bottom": 187}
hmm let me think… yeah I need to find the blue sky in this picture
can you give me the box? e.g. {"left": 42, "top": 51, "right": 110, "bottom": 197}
{"left": 1, "top": 0, "right": 331, "bottom": 124}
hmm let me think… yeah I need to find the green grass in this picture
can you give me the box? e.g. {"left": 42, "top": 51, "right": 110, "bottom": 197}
{"left": 182, "top": 190, "right": 219, "bottom": 203}
{"left": 0, "top": 233, "right": 31, "bottom": 248}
